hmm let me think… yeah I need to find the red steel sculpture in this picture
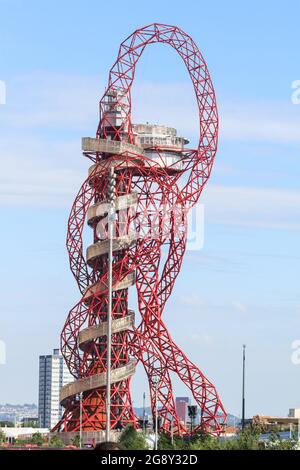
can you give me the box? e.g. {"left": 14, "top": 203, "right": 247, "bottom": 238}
{"left": 53, "top": 23, "right": 226, "bottom": 441}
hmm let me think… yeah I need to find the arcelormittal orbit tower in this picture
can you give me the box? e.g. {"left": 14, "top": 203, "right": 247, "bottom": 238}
{"left": 53, "top": 23, "right": 226, "bottom": 443}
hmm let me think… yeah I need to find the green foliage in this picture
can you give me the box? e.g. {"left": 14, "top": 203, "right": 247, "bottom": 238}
{"left": 187, "top": 428, "right": 260, "bottom": 450}
{"left": 158, "top": 432, "right": 187, "bottom": 450}
{"left": 234, "top": 428, "right": 260, "bottom": 450}
{"left": 0, "top": 429, "right": 6, "bottom": 443}
{"left": 158, "top": 430, "right": 223, "bottom": 450}
{"left": 119, "top": 425, "right": 148, "bottom": 450}
{"left": 198, "top": 434, "right": 228, "bottom": 450}
{"left": 14, "top": 438, "right": 23, "bottom": 446}
{"left": 49, "top": 435, "right": 64, "bottom": 448}
{"left": 157, "top": 432, "right": 173, "bottom": 450}
{"left": 23, "top": 421, "right": 39, "bottom": 428}
{"left": 72, "top": 435, "right": 81, "bottom": 448}
{"left": 264, "top": 432, "right": 296, "bottom": 450}
{"left": 0, "top": 421, "right": 14, "bottom": 427}
{"left": 158, "top": 428, "right": 295, "bottom": 451}
{"left": 31, "top": 432, "right": 45, "bottom": 446}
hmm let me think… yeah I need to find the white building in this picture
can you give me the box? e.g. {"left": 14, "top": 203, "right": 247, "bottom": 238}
{"left": 0, "top": 427, "right": 49, "bottom": 444}
{"left": 38, "top": 349, "right": 73, "bottom": 430}
{"left": 288, "top": 408, "right": 300, "bottom": 419}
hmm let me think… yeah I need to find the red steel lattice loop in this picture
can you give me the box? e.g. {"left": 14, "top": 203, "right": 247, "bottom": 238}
{"left": 53, "top": 23, "right": 226, "bottom": 438}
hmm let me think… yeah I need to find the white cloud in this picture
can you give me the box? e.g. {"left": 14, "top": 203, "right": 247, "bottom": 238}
{"left": 0, "top": 135, "right": 85, "bottom": 207}
{"left": 202, "top": 185, "right": 300, "bottom": 231}
{"left": 180, "top": 293, "right": 204, "bottom": 308}
{"left": 1, "top": 72, "right": 300, "bottom": 144}
{"left": 0, "top": 72, "right": 101, "bottom": 130}
{"left": 0, "top": 72, "right": 99, "bottom": 207}
{"left": 131, "top": 82, "right": 300, "bottom": 145}
{"left": 231, "top": 301, "right": 247, "bottom": 314}
{"left": 190, "top": 333, "right": 214, "bottom": 345}
{"left": 220, "top": 100, "right": 300, "bottom": 145}
{"left": 0, "top": 72, "right": 299, "bottom": 227}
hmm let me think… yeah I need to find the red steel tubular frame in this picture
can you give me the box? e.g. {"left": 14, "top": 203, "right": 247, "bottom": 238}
{"left": 53, "top": 23, "right": 227, "bottom": 438}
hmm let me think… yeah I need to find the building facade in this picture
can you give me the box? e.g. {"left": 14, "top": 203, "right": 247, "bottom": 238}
{"left": 38, "top": 349, "right": 73, "bottom": 429}
{"left": 288, "top": 408, "right": 300, "bottom": 419}
{"left": 175, "top": 397, "right": 190, "bottom": 426}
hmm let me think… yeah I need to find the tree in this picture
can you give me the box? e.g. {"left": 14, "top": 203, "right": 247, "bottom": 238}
{"left": 72, "top": 435, "right": 80, "bottom": 448}
{"left": 119, "top": 425, "right": 148, "bottom": 450}
{"left": 190, "top": 434, "right": 223, "bottom": 450}
{"left": 236, "top": 428, "right": 260, "bottom": 450}
{"left": 0, "top": 429, "right": 6, "bottom": 443}
{"left": 265, "top": 432, "right": 296, "bottom": 451}
{"left": 158, "top": 428, "right": 262, "bottom": 451}
{"left": 49, "top": 435, "right": 64, "bottom": 448}
{"left": 23, "top": 420, "right": 39, "bottom": 428}
{"left": 158, "top": 432, "right": 189, "bottom": 450}
{"left": 31, "top": 432, "right": 45, "bottom": 446}
{"left": 0, "top": 421, "right": 14, "bottom": 427}
{"left": 158, "top": 432, "right": 174, "bottom": 450}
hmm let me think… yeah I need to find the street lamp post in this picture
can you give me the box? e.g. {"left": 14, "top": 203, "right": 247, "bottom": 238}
{"left": 105, "top": 167, "right": 116, "bottom": 443}
{"left": 242, "top": 344, "right": 246, "bottom": 431}
{"left": 79, "top": 391, "right": 83, "bottom": 449}
{"left": 143, "top": 392, "right": 146, "bottom": 433}
{"left": 153, "top": 377, "right": 159, "bottom": 450}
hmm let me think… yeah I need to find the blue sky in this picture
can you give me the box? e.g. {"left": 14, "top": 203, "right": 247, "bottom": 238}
{"left": 0, "top": 0, "right": 300, "bottom": 419}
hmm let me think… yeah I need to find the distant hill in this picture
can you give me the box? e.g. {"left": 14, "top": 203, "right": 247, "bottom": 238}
{"left": 0, "top": 404, "right": 240, "bottom": 427}
{"left": 133, "top": 407, "right": 240, "bottom": 427}
{"left": 226, "top": 414, "right": 241, "bottom": 426}
{"left": 134, "top": 407, "right": 151, "bottom": 418}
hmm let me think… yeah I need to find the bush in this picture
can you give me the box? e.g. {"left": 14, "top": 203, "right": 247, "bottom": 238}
{"left": 122, "top": 426, "right": 296, "bottom": 451}
{"left": 49, "top": 435, "right": 64, "bottom": 448}
{"left": 31, "top": 432, "right": 45, "bottom": 446}
{"left": 160, "top": 428, "right": 262, "bottom": 451}
{"left": 72, "top": 435, "right": 81, "bottom": 448}
{"left": 234, "top": 428, "right": 260, "bottom": 450}
{"left": 158, "top": 432, "right": 186, "bottom": 450}
{"left": 265, "top": 432, "right": 296, "bottom": 450}
{"left": 158, "top": 432, "right": 173, "bottom": 450}
{"left": 192, "top": 435, "right": 224, "bottom": 450}
{"left": 0, "top": 421, "right": 14, "bottom": 427}
{"left": 119, "top": 425, "right": 148, "bottom": 450}
{"left": 0, "top": 429, "right": 6, "bottom": 443}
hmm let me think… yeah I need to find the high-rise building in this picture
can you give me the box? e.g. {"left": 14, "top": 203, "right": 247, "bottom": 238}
{"left": 38, "top": 349, "right": 73, "bottom": 429}
{"left": 175, "top": 397, "right": 190, "bottom": 425}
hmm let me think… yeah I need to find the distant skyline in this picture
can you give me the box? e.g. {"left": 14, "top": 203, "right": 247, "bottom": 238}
{"left": 0, "top": 0, "right": 300, "bottom": 418}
